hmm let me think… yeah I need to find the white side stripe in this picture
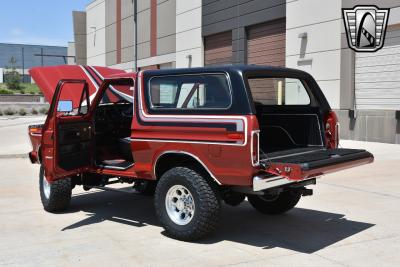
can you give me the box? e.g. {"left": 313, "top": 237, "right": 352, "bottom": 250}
{"left": 79, "top": 65, "right": 99, "bottom": 104}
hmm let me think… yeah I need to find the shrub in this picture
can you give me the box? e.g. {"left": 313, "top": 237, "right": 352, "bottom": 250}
{"left": 31, "top": 108, "right": 38, "bottom": 115}
{"left": 18, "top": 108, "right": 27, "bottom": 116}
{"left": 0, "top": 110, "right": 3, "bottom": 116}
{"left": 39, "top": 107, "right": 48, "bottom": 114}
{"left": 20, "top": 90, "right": 25, "bottom": 94}
{"left": 0, "top": 88, "right": 13, "bottom": 94}
{"left": 3, "top": 108, "right": 16, "bottom": 116}
{"left": 5, "top": 71, "right": 21, "bottom": 90}
{"left": 4, "top": 58, "right": 21, "bottom": 90}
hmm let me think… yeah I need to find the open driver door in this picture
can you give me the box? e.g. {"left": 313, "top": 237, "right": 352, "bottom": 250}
{"left": 41, "top": 80, "right": 93, "bottom": 182}
{"left": 30, "top": 65, "right": 128, "bottom": 182}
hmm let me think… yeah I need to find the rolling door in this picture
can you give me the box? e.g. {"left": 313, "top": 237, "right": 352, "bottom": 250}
{"left": 355, "top": 25, "right": 400, "bottom": 110}
{"left": 204, "top": 31, "right": 232, "bottom": 66}
{"left": 247, "top": 19, "right": 286, "bottom": 66}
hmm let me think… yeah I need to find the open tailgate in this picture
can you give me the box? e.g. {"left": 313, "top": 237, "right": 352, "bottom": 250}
{"left": 256, "top": 148, "right": 374, "bottom": 190}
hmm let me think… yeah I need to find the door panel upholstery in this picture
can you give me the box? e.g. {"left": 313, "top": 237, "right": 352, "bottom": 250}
{"left": 57, "top": 121, "right": 91, "bottom": 170}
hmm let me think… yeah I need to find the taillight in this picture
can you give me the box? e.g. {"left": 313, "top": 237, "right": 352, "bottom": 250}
{"left": 251, "top": 130, "right": 260, "bottom": 166}
{"left": 324, "top": 111, "right": 339, "bottom": 148}
{"left": 29, "top": 126, "right": 43, "bottom": 136}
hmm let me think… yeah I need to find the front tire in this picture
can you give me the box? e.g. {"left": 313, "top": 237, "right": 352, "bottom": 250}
{"left": 154, "top": 167, "right": 221, "bottom": 241}
{"left": 39, "top": 165, "right": 72, "bottom": 212}
{"left": 247, "top": 190, "right": 301, "bottom": 215}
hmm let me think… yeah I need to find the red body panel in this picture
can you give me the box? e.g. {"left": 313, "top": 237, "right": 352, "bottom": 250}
{"left": 28, "top": 65, "right": 372, "bottom": 187}
{"left": 28, "top": 126, "right": 42, "bottom": 163}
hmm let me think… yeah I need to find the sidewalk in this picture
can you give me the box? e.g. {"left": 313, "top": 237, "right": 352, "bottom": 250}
{"left": 0, "top": 116, "right": 45, "bottom": 157}
{"left": 340, "top": 140, "right": 400, "bottom": 160}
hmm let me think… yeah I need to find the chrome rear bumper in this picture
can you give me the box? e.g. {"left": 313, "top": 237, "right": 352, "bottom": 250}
{"left": 253, "top": 175, "right": 317, "bottom": 191}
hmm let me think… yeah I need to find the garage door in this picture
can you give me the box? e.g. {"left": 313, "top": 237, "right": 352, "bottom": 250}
{"left": 247, "top": 19, "right": 286, "bottom": 66}
{"left": 355, "top": 25, "right": 400, "bottom": 110}
{"left": 204, "top": 31, "right": 232, "bottom": 66}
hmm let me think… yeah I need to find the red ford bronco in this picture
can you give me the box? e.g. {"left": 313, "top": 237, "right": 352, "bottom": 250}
{"left": 28, "top": 65, "right": 373, "bottom": 240}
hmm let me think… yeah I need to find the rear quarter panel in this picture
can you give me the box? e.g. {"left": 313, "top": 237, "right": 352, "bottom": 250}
{"left": 131, "top": 122, "right": 255, "bottom": 186}
{"left": 131, "top": 71, "right": 257, "bottom": 186}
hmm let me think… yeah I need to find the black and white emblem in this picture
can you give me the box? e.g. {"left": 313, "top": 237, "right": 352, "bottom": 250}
{"left": 342, "top": 5, "right": 390, "bottom": 52}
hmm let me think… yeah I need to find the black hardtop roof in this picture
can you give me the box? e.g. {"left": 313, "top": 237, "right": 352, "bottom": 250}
{"left": 141, "top": 64, "right": 331, "bottom": 112}
{"left": 142, "top": 64, "right": 311, "bottom": 78}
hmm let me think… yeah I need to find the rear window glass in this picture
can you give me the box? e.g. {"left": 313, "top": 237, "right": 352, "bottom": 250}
{"left": 247, "top": 77, "right": 311, "bottom": 105}
{"left": 149, "top": 74, "right": 231, "bottom": 109}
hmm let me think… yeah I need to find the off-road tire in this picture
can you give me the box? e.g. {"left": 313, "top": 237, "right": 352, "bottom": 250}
{"left": 247, "top": 190, "right": 301, "bottom": 215}
{"left": 39, "top": 165, "right": 72, "bottom": 212}
{"left": 154, "top": 167, "right": 221, "bottom": 241}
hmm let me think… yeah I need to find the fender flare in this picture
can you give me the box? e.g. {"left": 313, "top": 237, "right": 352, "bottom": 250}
{"left": 153, "top": 151, "right": 221, "bottom": 185}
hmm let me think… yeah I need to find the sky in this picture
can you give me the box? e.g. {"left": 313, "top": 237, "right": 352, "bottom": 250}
{"left": 0, "top": 0, "right": 88, "bottom": 47}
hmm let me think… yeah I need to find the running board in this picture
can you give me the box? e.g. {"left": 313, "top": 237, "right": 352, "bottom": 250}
{"left": 96, "top": 162, "right": 134, "bottom": 170}
{"left": 84, "top": 185, "right": 140, "bottom": 194}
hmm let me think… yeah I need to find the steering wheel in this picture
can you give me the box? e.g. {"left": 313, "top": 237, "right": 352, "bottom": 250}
{"left": 113, "top": 99, "right": 130, "bottom": 105}
{"left": 121, "top": 104, "right": 133, "bottom": 118}
{"left": 112, "top": 99, "right": 133, "bottom": 118}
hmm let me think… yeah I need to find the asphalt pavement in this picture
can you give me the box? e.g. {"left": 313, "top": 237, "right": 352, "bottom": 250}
{"left": 0, "top": 117, "right": 399, "bottom": 266}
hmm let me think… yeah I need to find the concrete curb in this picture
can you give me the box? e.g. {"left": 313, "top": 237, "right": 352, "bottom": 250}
{"left": 0, "top": 154, "right": 28, "bottom": 159}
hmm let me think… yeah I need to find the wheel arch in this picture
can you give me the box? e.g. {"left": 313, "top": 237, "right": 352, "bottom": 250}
{"left": 154, "top": 151, "right": 221, "bottom": 185}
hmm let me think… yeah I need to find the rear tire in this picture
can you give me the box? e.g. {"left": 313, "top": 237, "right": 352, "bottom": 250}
{"left": 39, "top": 165, "right": 72, "bottom": 212}
{"left": 247, "top": 190, "right": 301, "bottom": 215}
{"left": 223, "top": 191, "right": 245, "bottom": 206}
{"left": 154, "top": 167, "right": 221, "bottom": 241}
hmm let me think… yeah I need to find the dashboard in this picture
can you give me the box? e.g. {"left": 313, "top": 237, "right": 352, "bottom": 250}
{"left": 94, "top": 103, "right": 132, "bottom": 143}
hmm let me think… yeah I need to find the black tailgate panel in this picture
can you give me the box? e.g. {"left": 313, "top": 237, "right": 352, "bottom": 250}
{"left": 267, "top": 148, "right": 373, "bottom": 171}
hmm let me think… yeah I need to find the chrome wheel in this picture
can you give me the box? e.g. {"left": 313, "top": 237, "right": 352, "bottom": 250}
{"left": 42, "top": 177, "right": 51, "bottom": 199}
{"left": 165, "top": 185, "right": 195, "bottom": 225}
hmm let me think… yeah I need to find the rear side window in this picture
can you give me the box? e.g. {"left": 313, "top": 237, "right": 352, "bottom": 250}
{"left": 248, "top": 77, "right": 311, "bottom": 105}
{"left": 149, "top": 74, "right": 231, "bottom": 109}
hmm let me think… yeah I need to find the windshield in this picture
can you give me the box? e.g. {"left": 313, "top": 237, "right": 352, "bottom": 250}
{"left": 99, "top": 84, "right": 134, "bottom": 105}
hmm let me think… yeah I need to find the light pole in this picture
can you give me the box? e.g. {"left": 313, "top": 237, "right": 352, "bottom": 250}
{"left": 21, "top": 47, "right": 24, "bottom": 82}
{"left": 134, "top": 0, "right": 138, "bottom": 72}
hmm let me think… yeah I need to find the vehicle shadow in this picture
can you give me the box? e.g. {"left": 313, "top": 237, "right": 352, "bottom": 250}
{"left": 62, "top": 189, "right": 374, "bottom": 254}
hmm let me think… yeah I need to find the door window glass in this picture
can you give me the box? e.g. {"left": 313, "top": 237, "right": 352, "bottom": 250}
{"left": 57, "top": 82, "right": 90, "bottom": 116}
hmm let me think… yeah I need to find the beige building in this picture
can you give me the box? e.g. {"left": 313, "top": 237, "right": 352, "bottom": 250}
{"left": 71, "top": 0, "right": 400, "bottom": 144}
{"left": 71, "top": 0, "right": 202, "bottom": 71}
